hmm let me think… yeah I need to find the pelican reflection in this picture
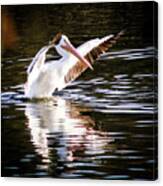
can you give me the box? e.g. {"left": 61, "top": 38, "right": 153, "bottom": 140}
{"left": 25, "top": 97, "right": 113, "bottom": 165}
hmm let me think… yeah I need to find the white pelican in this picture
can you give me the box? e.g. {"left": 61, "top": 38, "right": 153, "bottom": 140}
{"left": 25, "top": 31, "right": 124, "bottom": 98}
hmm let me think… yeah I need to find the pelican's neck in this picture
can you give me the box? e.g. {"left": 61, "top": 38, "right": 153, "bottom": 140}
{"left": 55, "top": 45, "right": 70, "bottom": 60}
{"left": 61, "top": 53, "right": 70, "bottom": 61}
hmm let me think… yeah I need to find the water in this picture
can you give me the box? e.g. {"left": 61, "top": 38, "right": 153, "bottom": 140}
{"left": 1, "top": 2, "right": 158, "bottom": 180}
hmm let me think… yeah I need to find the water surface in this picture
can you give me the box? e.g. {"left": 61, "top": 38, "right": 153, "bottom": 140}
{"left": 1, "top": 2, "right": 158, "bottom": 180}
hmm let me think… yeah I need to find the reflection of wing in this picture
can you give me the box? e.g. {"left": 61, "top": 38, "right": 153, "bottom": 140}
{"left": 64, "top": 30, "right": 124, "bottom": 84}
{"left": 25, "top": 97, "right": 113, "bottom": 162}
{"left": 25, "top": 97, "right": 95, "bottom": 159}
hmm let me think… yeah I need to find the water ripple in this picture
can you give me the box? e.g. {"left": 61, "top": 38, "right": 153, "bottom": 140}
{"left": 2, "top": 46, "right": 157, "bottom": 179}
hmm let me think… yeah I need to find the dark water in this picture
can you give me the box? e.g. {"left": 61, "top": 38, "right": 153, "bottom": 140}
{"left": 1, "top": 2, "right": 158, "bottom": 180}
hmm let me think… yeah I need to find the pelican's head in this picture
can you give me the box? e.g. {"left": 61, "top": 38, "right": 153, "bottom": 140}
{"left": 50, "top": 32, "right": 93, "bottom": 70}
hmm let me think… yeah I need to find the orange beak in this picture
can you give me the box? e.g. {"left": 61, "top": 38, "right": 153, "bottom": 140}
{"left": 61, "top": 40, "right": 93, "bottom": 70}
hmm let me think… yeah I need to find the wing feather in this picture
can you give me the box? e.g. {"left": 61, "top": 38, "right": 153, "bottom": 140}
{"left": 64, "top": 30, "right": 124, "bottom": 84}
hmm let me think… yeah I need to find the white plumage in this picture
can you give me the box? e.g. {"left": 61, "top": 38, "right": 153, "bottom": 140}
{"left": 25, "top": 31, "right": 124, "bottom": 98}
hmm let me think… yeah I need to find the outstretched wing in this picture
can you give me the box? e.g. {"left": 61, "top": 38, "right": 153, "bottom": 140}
{"left": 64, "top": 30, "right": 124, "bottom": 84}
{"left": 27, "top": 45, "right": 51, "bottom": 74}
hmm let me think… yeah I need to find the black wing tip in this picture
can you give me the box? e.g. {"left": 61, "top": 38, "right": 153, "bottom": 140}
{"left": 117, "top": 29, "right": 125, "bottom": 36}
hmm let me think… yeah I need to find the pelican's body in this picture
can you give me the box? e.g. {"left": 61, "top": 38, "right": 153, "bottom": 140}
{"left": 25, "top": 31, "right": 124, "bottom": 98}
